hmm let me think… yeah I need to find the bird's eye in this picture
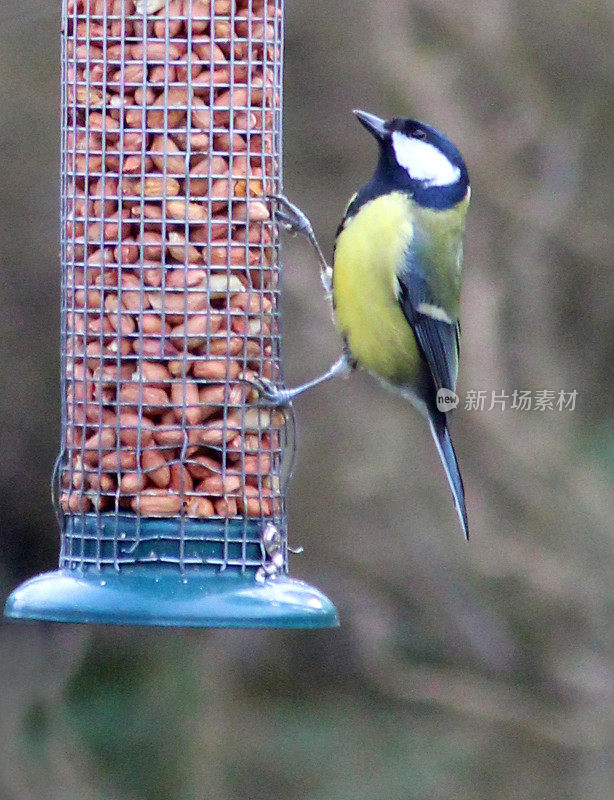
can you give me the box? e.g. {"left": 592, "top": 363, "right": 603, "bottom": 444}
{"left": 414, "top": 129, "right": 426, "bottom": 140}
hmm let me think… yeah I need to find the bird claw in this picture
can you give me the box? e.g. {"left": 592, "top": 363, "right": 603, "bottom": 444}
{"left": 268, "top": 193, "right": 314, "bottom": 237}
{"left": 274, "top": 209, "right": 302, "bottom": 234}
{"left": 244, "top": 375, "right": 293, "bottom": 408}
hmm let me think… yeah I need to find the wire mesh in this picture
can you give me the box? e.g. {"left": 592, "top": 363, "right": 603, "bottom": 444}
{"left": 57, "top": 0, "right": 288, "bottom": 573}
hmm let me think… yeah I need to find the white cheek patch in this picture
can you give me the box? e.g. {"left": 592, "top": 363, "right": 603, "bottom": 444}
{"left": 391, "top": 131, "right": 461, "bottom": 187}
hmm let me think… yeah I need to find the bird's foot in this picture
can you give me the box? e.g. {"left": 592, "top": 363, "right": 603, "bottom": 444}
{"left": 269, "top": 194, "right": 315, "bottom": 238}
{"left": 268, "top": 193, "right": 332, "bottom": 293}
{"left": 246, "top": 375, "right": 294, "bottom": 408}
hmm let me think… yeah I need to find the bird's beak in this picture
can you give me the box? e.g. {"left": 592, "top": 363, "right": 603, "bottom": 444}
{"left": 353, "top": 109, "right": 387, "bottom": 141}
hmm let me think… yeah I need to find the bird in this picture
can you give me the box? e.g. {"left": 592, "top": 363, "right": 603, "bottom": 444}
{"left": 261, "top": 110, "right": 470, "bottom": 538}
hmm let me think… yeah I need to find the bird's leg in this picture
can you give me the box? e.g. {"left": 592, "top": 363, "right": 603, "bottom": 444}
{"left": 255, "top": 193, "right": 349, "bottom": 406}
{"left": 250, "top": 354, "right": 352, "bottom": 407}
{"left": 270, "top": 193, "right": 332, "bottom": 293}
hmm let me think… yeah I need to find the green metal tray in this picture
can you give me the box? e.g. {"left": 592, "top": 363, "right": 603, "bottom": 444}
{"left": 4, "top": 515, "right": 339, "bottom": 629}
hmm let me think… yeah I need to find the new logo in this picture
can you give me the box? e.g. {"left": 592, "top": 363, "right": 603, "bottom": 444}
{"left": 436, "top": 388, "right": 459, "bottom": 412}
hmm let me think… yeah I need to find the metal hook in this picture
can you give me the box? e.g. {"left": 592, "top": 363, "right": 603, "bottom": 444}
{"left": 256, "top": 522, "right": 284, "bottom": 582}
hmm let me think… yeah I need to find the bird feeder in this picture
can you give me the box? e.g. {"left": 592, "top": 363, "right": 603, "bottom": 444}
{"left": 5, "top": 0, "right": 338, "bottom": 628}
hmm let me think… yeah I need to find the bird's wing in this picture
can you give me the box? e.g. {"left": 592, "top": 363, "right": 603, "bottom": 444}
{"left": 396, "top": 254, "right": 460, "bottom": 393}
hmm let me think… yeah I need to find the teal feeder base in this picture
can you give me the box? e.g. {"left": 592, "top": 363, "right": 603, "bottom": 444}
{"left": 4, "top": 568, "right": 339, "bottom": 628}
{"left": 4, "top": 515, "right": 339, "bottom": 629}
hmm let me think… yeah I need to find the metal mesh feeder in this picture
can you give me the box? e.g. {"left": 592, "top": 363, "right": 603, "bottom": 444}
{"left": 5, "top": 0, "right": 338, "bottom": 628}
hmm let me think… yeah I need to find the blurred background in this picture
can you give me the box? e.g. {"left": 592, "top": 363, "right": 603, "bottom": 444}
{"left": 1, "top": 0, "right": 613, "bottom": 798}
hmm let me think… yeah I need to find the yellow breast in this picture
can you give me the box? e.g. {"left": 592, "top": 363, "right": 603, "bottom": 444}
{"left": 332, "top": 193, "right": 421, "bottom": 385}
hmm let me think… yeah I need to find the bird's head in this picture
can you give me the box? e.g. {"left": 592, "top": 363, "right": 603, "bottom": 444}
{"left": 354, "top": 110, "right": 469, "bottom": 208}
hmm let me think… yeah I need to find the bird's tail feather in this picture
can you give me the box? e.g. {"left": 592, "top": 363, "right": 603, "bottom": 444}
{"left": 428, "top": 409, "right": 469, "bottom": 539}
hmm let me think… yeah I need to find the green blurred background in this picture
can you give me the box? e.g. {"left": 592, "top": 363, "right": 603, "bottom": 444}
{"left": 1, "top": 1, "right": 613, "bottom": 798}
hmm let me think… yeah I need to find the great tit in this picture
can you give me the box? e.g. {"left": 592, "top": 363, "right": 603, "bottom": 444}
{"left": 265, "top": 110, "right": 470, "bottom": 538}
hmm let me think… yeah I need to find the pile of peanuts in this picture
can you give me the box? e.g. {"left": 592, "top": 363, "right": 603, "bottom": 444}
{"left": 60, "top": 0, "right": 285, "bottom": 519}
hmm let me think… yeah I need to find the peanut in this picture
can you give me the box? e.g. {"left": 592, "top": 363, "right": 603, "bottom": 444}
{"left": 186, "top": 496, "right": 215, "bottom": 517}
{"left": 101, "top": 451, "right": 137, "bottom": 471}
{"left": 134, "top": 361, "right": 172, "bottom": 386}
{"left": 131, "top": 41, "right": 182, "bottom": 62}
{"left": 82, "top": 428, "right": 116, "bottom": 466}
{"left": 120, "top": 472, "right": 147, "bottom": 494}
{"left": 195, "top": 412, "right": 241, "bottom": 446}
{"left": 214, "top": 497, "right": 238, "bottom": 517}
{"left": 131, "top": 489, "right": 182, "bottom": 516}
{"left": 146, "top": 87, "right": 189, "bottom": 129}
{"left": 186, "top": 453, "right": 221, "bottom": 480}
{"left": 147, "top": 290, "right": 208, "bottom": 318}
{"left": 119, "top": 383, "right": 170, "bottom": 415}
{"left": 141, "top": 313, "right": 171, "bottom": 335}
{"left": 197, "top": 474, "right": 242, "bottom": 495}
{"left": 150, "top": 135, "right": 188, "bottom": 175}
{"left": 135, "top": 0, "right": 166, "bottom": 14}
{"left": 192, "top": 358, "right": 241, "bottom": 381}
{"left": 237, "top": 485, "right": 272, "bottom": 517}
{"left": 232, "top": 200, "right": 270, "bottom": 222}
{"left": 170, "top": 314, "right": 223, "bottom": 351}
{"left": 114, "top": 411, "right": 155, "bottom": 446}
{"left": 171, "top": 379, "right": 204, "bottom": 425}
{"left": 61, "top": 491, "right": 93, "bottom": 513}
{"left": 169, "top": 463, "right": 194, "bottom": 494}
{"left": 153, "top": 411, "right": 187, "bottom": 447}
{"left": 142, "top": 449, "right": 171, "bottom": 488}
{"left": 166, "top": 268, "right": 207, "bottom": 289}
{"left": 166, "top": 198, "right": 208, "bottom": 223}
{"left": 167, "top": 231, "right": 202, "bottom": 263}
{"left": 207, "top": 334, "right": 244, "bottom": 357}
